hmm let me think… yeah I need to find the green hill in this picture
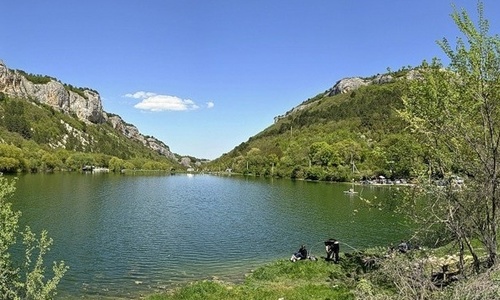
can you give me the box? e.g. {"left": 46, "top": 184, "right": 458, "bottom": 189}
{"left": 0, "top": 94, "right": 183, "bottom": 173}
{"left": 208, "top": 69, "right": 424, "bottom": 182}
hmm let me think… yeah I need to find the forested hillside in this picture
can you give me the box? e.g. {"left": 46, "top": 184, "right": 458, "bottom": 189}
{"left": 208, "top": 69, "right": 425, "bottom": 182}
{"left": 0, "top": 93, "right": 182, "bottom": 173}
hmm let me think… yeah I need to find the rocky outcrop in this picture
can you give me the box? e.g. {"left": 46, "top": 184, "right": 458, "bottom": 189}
{"left": 0, "top": 60, "right": 104, "bottom": 124}
{"left": 0, "top": 59, "right": 176, "bottom": 159}
{"left": 106, "top": 114, "right": 176, "bottom": 159}
{"left": 275, "top": 73, "right": 395, "bottom": 122}
{"left": 326, "top": 77, "right": 369, "bottom": 96}
{"left": 324, "top": 74, "right": 393, "bottom": 97}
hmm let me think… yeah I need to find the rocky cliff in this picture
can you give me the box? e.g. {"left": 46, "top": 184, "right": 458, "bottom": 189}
{"left": 324, "top": 74, "right": 394, "bottom": 97}
{"left": 107, "top": 114, "right": 176, "bottom": 159}
{"left": 275, "top": 74, "right": 395, "bottom": 122}
{"left": 0, "top": 60, "right": 104, "bottom": 123}
{"left": 0, "top": 60, "right": 175, "bottom": 159}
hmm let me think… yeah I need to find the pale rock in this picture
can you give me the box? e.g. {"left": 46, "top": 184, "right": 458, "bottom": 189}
{"left": 0, "top": 59, "right": 175, "bottom": 159}
{"left": 0, "top": 60, "right": 104, "bottom": 124}
{"left": 325, "top": 77, "right": 369, "bottom": 96}
{"left": 106, "top": 114, "right": 176, "bottom": 159}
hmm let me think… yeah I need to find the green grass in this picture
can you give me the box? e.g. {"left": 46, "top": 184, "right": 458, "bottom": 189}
{"left": 147, "top": 259, "right": 354, "bottom": 300}
{"left": 146, "top": 241, "right": 500, "bottom": 300}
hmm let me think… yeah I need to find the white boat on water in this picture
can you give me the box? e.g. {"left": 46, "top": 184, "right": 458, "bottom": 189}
{"left": 344, "top": 187, "right": 358, "bottom": 195}
{"left": 344, "top": 157, "right": 359, "bottom": 195}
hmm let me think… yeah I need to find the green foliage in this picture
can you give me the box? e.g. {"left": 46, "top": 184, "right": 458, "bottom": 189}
{"left": 21, "top": 227, "right": 68, "bottom": 300}
{"left": 142, "top": 161, "right": 171, "bottom": 171}
{"left": 3, "top": 99, "right": 32, "bottom": 139}
{"left": 108, "top": 157, "right": 124, "bottom": 172}
{"left": 209, "top": 79, "right": 418, "bottom": 181}
{"left": 0, "top": 144, "right": 26, "bottom": 173}
{"left": 15, "top": 70, "right": 55, "bottom": 85}
{"left": 63, "top": 84, "right": 88, "bottom": 99}
{"left": 66, "top": 152, "right": 95, "bottom": 170}
{"left": 0, "top": 93, "right": 182, "bottom": 173}
{"left": 0, "top": 176, "right": 68, "bottom": 299}
{"left": 400, "top": 1, "right": 500, "bottom": 270}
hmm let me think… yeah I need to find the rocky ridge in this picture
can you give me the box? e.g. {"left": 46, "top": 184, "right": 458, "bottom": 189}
{"left": 324, "top": 74, "right": 394, "bottom": 97}
{"left": 275, "top": 74, "right": 395, "bottom": 122}
{"left": 0, "top": 60, "right": 175, "bottom": 159}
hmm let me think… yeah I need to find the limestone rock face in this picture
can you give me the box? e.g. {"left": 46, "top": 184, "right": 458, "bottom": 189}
{"left": 180, "top": 157, "right": 192, "bottom": 167}
{"left": 0, "top": 60, "right": 104, "bottom": 124}
{"left": 324, "top": 75, "right": 394, "bottom": 97}
{"left": 106, "top": 114, "right": 176, "bottom": 159}
{"left": 325, "top": 77, "right": 369, "bottom": 96}
{"left": 371, "top": 74, "right": 393, "bottom": 85}
{"left": 0, "top": 59, "right": 176, "bottom": 159}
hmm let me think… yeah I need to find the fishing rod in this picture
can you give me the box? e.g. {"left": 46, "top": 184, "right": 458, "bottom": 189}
{"left": 339, "top": 240, "right": 359, "bottom": 252}
{"left": 307, "top": 241, "right": 326, "bottom": 258}
{"left": 309, "top": 239, "right": 359, "bottom": 257}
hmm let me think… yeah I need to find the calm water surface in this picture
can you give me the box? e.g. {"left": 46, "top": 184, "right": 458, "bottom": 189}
{"left": 10, "top": 173, "right": 408, "bottom": 299}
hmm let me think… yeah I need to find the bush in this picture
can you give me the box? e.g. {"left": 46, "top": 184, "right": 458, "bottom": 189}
{"left": 0, "top": 176, "right": 68, "bottom": 299}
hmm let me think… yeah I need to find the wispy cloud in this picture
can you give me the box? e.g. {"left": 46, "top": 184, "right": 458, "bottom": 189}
{"left": 125, "top": 91, "right": 199, "bottom": 112}
{"left": 125, "top": 91, "right": 157, "bottom": 99}
{"left": 206, "top": 101, "right": 215, "bottom": 109}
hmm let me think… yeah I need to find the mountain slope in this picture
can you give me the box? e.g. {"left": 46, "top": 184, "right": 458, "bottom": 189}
{"left": 0, "top": 60, "right": 183, "bottom": 172}
{"left": 0, "top": 60, "right": 177, "bottom": 159}
{"left": 209, "top": 69, "right": 424, "bottom": 181}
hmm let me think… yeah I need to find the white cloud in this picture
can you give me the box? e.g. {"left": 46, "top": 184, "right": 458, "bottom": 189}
{"left": 125, "top": 91, "right": 157, "bottom": 99}
{"left": 206, "top": 101, "right": 214, "bottom": 109}
{"left": 135, "top": 95, "right": 199, "bottom": 112}
{"left": 126, "top": 91, "right": 200, "bottom": 112}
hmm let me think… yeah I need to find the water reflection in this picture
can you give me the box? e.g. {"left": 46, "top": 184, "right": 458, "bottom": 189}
{"left": 10, "top": 173, "right": 408, "bottom": 299}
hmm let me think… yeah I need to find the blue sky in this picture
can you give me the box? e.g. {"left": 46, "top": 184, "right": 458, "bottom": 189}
{"left": 1, "top": 1, "right": 499, "bottom": 159}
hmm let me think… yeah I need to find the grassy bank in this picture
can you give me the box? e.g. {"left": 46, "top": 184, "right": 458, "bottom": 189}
{"left": 146, "top": 245, "right": 500, "bottom": 300}
{"left": 147, "top": 258, "right": 353, "bottom": 300}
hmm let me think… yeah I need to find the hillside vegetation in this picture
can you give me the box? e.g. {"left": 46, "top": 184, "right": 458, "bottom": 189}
{"left": 208, "top": 69, "right": 423, "bottom": 182}
{"left": 0, "top": 93, "right": 182, "bottom": 173}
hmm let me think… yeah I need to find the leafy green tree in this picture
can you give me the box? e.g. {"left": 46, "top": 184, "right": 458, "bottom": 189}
{"left": 246, "top": 148, "right": 264, "bottom": 175}
{"left": 108, "top": 157, "right": 124, "bottom": 172}
{"left": 65, "top": 153, "right": 95, "bottom": 171}
{"left": 4, "top": 100, "right": 31, "bottom": 139}
{"left": 142, "top": 161, "right": 169, "bottom": 171}
{"left": 0, "top": 157, "right": 22, "bottom": 173}
{"left": 41, "top": 153, "right": 61, "bottom": 171}
{"left": 305, "top": 166, "right": 325, "bottom": 180}
{"left": 309, "top": 141, "right": 336, "bottom": 167}
{"left": 123, "top": 161, "right": 135, "bottom": 170}
{"left": 380, "top": 134, "right": 424, "bottom": 179}
{"left": 0, "top": 144, "right": 26, "bottom": 173}
{"left": 0, "top": 176, "right": 68, "bottom": 299}
{"left": 401, "top": 2, "right": 500, "bottom": 269}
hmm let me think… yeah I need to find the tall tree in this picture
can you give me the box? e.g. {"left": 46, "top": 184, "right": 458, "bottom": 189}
{"left": 401, "top": 1, "right": 500, "bottom": 269}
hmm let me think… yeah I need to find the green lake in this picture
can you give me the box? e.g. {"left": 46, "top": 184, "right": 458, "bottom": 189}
{"left": 9, "top": 173, "right": 409, "bottom": 299}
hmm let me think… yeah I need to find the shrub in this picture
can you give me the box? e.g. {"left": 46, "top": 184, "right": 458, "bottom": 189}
{"left": 0, "top": 176, "right": 68, "bottom": 299}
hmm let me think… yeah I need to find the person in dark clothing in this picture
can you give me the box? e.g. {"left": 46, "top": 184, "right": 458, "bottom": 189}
{"left": 325, "top": 239, "right": 334, "bottom": 260}
{"left": 290, "top": 245, "right": 308, "bottom": 262}
{"left": 325, "top": 239, "right": 340, "bottom": 263}
{"left": 398, "top": 240, "right": 408, "bottom": 253}
{"left": 332, "top": 239, "right": 340, "bottom": 263}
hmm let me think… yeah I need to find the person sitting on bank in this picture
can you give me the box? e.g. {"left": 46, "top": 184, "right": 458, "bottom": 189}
{"left": 290, "top": 245, "right": 308, "bottom": 262}
{"left": 398, "top": 240, "right": 408, "bottom": 253}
